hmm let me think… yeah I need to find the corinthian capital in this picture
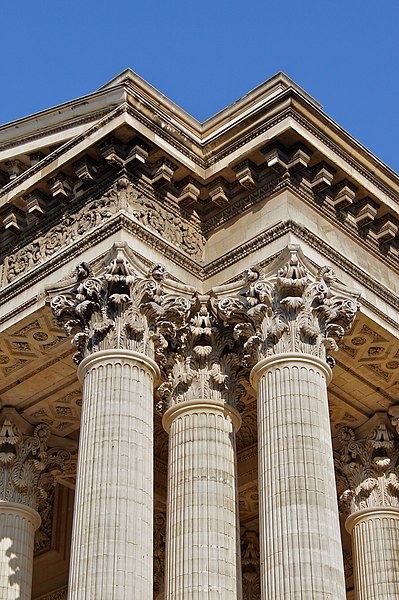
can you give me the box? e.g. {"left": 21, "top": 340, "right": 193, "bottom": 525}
{"left": 47, "top": 243, "right": 195, "bottom": 364}
{"left": 157, "top": 294, "right": 248, "bottom": 412}
{"left": 214, "top": 245, "right": 360, "bottom": 368}
{"left": 334, "top": 414, "right": 399, "bottom": 515}
{"left": 0, "top": 410, "right": 72, "bottom": 512}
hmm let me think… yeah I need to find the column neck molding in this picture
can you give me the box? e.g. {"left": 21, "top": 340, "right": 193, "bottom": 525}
{"left": 345, "top": 505, "right": 399, "bottom": 534}
{"left": 250, "top": 352, "right": 332, "bottom": 388}
{"left": 162, "top": 398, "right": 242, "bottom": 433}
{"left": 77, "top": 348, "right": 160, "bottom": 383}
{"left": 0, "top": 500, "right": 41, "bottom": 530}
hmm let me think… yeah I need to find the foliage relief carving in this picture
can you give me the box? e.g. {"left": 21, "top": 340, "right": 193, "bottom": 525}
{"left": 6, "top": 177, "right": 205, "bottom": 283}
{"left": 49, "top": 246, "right": 195, "bottom": 365}
{"left": 334, "top": 418, "right": 399, "bottom": 514}
{"left": 0, "top": 415, "right": 72, "bottom": 553}
{"left": 214, "top": 247, "right": 359, "bottom": 369}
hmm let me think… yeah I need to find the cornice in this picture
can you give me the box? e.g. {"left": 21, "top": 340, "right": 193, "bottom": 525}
{"left": 0, "top": 108, "right": 113, "bottom": 156}
{"left": 0, "top": 85, "right": 127, "bottom": 148}
{"left": 1, "top": 78, "right": 398, "bottom": 211}
{"left": 203, "top": 171, "right": 399, "bottom": 275}
{"left": 289, "top": 109, "right": 399, "bottom": 205}
{"left": 0, "top": 104, "right": 128, "bottom": 208}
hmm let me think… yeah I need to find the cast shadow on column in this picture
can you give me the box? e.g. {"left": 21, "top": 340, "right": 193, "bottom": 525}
{"left": 3, "top": 536, "right": 23, "bottom": 600}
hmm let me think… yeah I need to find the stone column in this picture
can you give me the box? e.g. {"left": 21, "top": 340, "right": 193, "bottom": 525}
{"left": 335, "top": 415, "right": 399, "bottom": 599}
{"left": 159, "top": 297, "right": 243, "bottom": 599}
{"left": 252, "top": 353, "right": 344, "bottom": 599}
{"left": 0, "top": 412, "right": 71, "bottom": 600}
{"left": 49, "top": 245, "right": 194, "bottom": 600}
{"left": 65, "top": 350, "right": 158, "bottom": 599}
{"left": 215, "top": 246, "right": 359, "bottom": 600}
{"left": 0, "top": 502, "right": 40, "bottom": 600}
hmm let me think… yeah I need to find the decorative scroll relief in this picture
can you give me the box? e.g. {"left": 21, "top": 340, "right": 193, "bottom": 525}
{"left": 214, "top": 246, "right": 360, "bottom": 369}
{"left": 6, "top": 192, "right": 117, "bottom": 283}
{"left": 154, "top": 507, "right": 166, "bottom": 599}
{"left": 334, "top": 417, "right": 399, "bottom": 515}
{"left": 5, "top": 177, "right": 205, "bottom": 283}
{"left": 49, "top": 244, "right": 195, "bottom": 365}
{"left": 156, "top": 294, "right": 248, "bottom": 412}
{"left": 242, "top": 529, "right": 261, "bottom": 600}
{"left": 34, "top": 587, "right": 67, "bottom": 600}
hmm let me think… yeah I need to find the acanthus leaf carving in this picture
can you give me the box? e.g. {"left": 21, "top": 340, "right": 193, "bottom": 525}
{"left": 242, "top": 529, "right": 261, "bottom": 600}
{"left": 0, "top": 412, "right": 74, "bottom": 553}
{"left": 334, "top": 416, "right": 399, "bottom": 515}
{"left": 49, "top": 246, "right": 197, "bottom": 366}
{"left": 214, "top": 246, "right": 360, "bottom": 368}
{"left": 153, "top": 506, "right": 166, "bottom": 598}
{"left": 156, "top": 293, "right": 248, "bottom": 411}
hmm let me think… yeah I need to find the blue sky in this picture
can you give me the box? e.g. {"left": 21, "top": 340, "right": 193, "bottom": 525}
{"left": 2, "top": 1, "right": 399, "bottom": 173}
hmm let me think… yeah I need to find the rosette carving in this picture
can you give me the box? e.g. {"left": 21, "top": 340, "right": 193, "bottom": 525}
{"left": 49, "top": 246, "right": 195, "bottom": 364}
{"left": 0, "top": 416, "right": 71, "bottom": 512}
{"left": 334, "top": 417, "right": 399, "bottom": 515}
{"left": 214, "top": 247, "right": 359, "bottom": 368}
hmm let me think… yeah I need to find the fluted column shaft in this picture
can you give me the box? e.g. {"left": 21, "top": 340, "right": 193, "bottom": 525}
{"left": 163, "top": 400, "right": 242, "bottom": 600}
{"left": 251, "top": 353, "right": 346, "bottom": 600}
{"left": 0, "top": 501, "right": 41, "bottom": 600}
{"left": 346, "top": 507, "right": 399, "bottom": 600}
{"left": 68, "top": 349, "right": 159, "bottom": 600}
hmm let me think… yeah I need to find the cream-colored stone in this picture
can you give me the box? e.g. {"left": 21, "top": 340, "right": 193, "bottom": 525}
{"left": 163, "top": 400, "right": 242, "bottom": 600}
{"left": 0, "top": 69, "right": 398, "bottom": 600}
{"left": 0, "top": 502, "right": 41, "bottom": 600}
{"left": 346, "top": 508, "right": 399, "bottom": 600}
{"left": 68, "top": 350, "right": 159, "bottom": 600}
{"left": 252, "top": 354, "right": 346, "bottom": 599}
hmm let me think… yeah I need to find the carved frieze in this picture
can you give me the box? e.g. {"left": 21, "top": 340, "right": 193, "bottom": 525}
{"left": 34, "top": 587, "right": 67, "bottom": 600}
{"left": 334, "top": 416, "right": 399, "bottom": 515}
{"left": 214, "top": 246, "right": 359, "bottom": 368}
{"left": 4, "top": 177, "right": 205, "bottom": 284}
{"left": 5, "top": 192, "right": 117, "bottom": 283}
